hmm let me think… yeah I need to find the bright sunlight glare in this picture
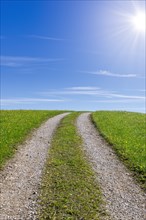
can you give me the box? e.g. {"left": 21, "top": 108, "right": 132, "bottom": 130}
{"left": 130, "top": 11, "right": 145, "bottom": 33}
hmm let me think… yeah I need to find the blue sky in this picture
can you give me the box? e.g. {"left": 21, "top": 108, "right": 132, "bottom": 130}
{"left": 1, "top": 0, "right": 145, "bottom": 112}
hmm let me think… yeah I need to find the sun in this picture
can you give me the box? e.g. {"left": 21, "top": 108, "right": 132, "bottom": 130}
{"left": 130, "top": 11, "right": 145, "bottom": 33}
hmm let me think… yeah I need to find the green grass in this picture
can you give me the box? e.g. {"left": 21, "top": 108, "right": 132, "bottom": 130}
{"left": 38, "top": 112, "right": 106, "bottom": 220}
{"left": 0, "top": 110, "right": 65, "bottom": 168}
{"left": 92, "top": 111, "right": 146, "bottom": 190}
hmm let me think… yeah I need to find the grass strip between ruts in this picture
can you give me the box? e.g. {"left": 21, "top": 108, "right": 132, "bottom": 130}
{"left": 38, "top": 112, "right": 107, "bottom": 220}
{"left": 0, "top": 110, "right": 65, "bottom": 169}
{"left": 92, "top": 111, "right": 146, "bottom": 191}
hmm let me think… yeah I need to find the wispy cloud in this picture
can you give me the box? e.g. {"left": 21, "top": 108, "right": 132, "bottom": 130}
{"left": 80, "top": 70, "right": 137, "bottom": 78}
{"left": 1, "top": 98, "right": 65, "bottom": 105}
{"left": 40, "top": 87, "right": 104, "bottom": 96}
{"left": 110, "top": 94, "right": 145, "bottom": 99}
{"left": 0, "top": 56, "right": 64, "bottom": 67}
{"left": 68, "top": 87, "right": 100, "bottom": 91}
{"left": 90, "top": 99, "right": 144, "bottom": 103}
{"left": 28, "top": 35, "right": 64, "bottom": 41}
{"left": 39, "top": 86, "right": 145, "bottom": 101}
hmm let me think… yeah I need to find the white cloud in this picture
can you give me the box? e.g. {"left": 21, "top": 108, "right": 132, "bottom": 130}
{"left": 1, "top": 98, "right": 65, "bottom": 105}
{"left": 39, "top": 86, "right": 145, "bottom": 101}
{"left": 67, "top": 87, "right": 100, "bottom": 91}
{"left": 111, "top": 94, "right": 145, "bottom": 99}
{"left": 90, "top": 99, "right": 144, "bottom": 103}
{"left": 0, "top": 56, "right": 64, "bottom": 67}
{"left": 80, "top": 70, "right": 137, "bottom": 78}
{"left": 28, "top": 35, "right": 64, "bottom": 41}
{"left": 40, "top": 87, "right": 104, "bottom": 96}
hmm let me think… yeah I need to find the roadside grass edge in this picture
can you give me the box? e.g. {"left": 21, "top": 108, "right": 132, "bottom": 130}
{"left": 0, "top": 110, "right": 66, "bottom": 169}
{"left": 91, "top": 111, "right": 146, "bottom": 191}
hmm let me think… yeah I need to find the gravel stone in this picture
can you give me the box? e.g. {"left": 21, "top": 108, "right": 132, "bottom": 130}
{"left": 77, "top": 113, "right": 146, "bottom": 220}
{"left": 0, "top": 113, "right": 69, "bottom": 220}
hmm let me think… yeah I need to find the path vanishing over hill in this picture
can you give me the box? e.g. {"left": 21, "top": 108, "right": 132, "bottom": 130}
{"left": 0, "top": 112, "right": 145, "bottom": 220}
{"left": 0, "top": 113, "right": 69, "bottom": 220}
{"left": 77, "top": 113, "right": 146, "bottom": 220}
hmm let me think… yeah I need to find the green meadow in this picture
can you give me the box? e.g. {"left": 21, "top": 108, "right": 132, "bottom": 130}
{"left": 0, "top": 110, "right": 64, "bottom": 168}
{"left": 1, "top": 110, "right": 145, "bottom": 190}
{"left": 92, "top": 111, "right": 146, "bottom": 189}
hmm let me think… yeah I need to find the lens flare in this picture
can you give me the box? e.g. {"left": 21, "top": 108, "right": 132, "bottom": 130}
{"left": 130, "top": 12, "right": 145, "bottom": 33}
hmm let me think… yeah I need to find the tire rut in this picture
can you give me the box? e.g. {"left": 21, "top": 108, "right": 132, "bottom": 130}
{"left": 77, "top": 113, "right": 146, "bottom": 220}
{"left": 0, "top": 113, "right": 69, "bottom": 220}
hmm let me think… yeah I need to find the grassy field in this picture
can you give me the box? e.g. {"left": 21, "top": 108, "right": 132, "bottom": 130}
{"left": 92, "top": 111, "right": 146, "bottom": 189}
{"left": 0, "top": 110, "right": 64, "bottom": 168}
{"left": 38, "top": 112, "right": 107, "bottom": 220}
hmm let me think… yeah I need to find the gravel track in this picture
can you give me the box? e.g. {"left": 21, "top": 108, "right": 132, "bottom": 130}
{"left": 0, "top": 113, "right": 69, "bottom": 220}
{"left": 77, "top": 113, "right": 146, "bottom": 220}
